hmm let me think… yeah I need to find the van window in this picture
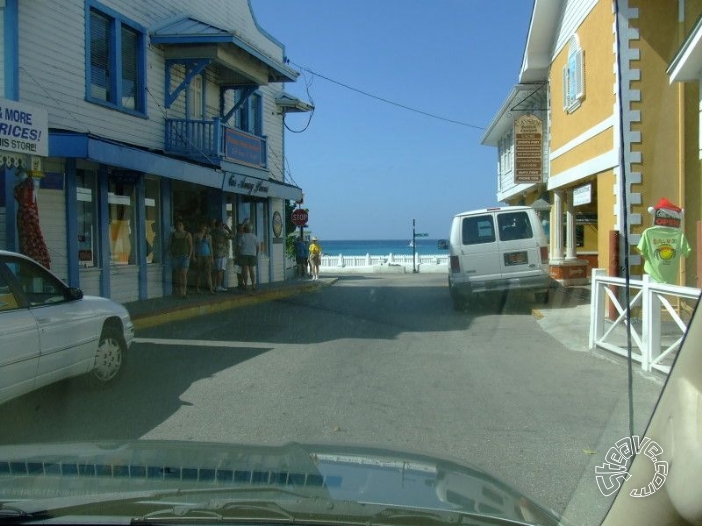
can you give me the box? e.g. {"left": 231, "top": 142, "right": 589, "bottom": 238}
{"left": 462, "top": 215, "right": 495, "bottom": 245}
{"left": 497, "top": 212, "right": 533, "bottom": 241}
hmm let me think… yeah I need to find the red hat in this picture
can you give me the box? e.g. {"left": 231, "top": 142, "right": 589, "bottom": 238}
{"left": 648, "top": 198, "right": 683, "bottom": 227}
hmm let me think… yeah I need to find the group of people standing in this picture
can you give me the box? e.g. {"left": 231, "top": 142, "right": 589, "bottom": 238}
{"left": 295, "top": 236, "right": 322, "bottom": 280}
{"left": 167, "top": 218, "right": 260, "bottom": 298}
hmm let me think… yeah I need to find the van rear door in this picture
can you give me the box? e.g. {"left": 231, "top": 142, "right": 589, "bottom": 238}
{"left": 457, "top": 214, "right": 501, "bottom": 290}
{"left": 495, "top": 210, "right": 543, "bottom": 280}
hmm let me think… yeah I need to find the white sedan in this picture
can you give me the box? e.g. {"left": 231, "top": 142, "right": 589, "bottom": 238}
{"left": 0, "top": 250, "right": 134, "bottom": 405}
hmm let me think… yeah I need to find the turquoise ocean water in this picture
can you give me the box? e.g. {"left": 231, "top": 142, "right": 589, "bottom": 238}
{"left": 319, "top": 239, "right": 442, "bottom": 257}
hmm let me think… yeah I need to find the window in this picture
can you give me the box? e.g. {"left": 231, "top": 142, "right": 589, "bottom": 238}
{"left": 77, "top": 170, "right": 99, "bottom": 268}
{"left": 235, "top": 90, "right": 263, "bottom": 136}
{"left": 497, "top": 211, "right": 533, "bottom": 241}
{"left": 563, "top": 35, "right": 584, "bottom": 112}
{"left": 189, "top": 75, "right": 204, "bottom": 120}
{"left": 86, "top": 1, "right": 146, "bottom": 114}
{"left": 462, "top": 215, "right": 495, "bottom": 245}
{"left": 108, "top": 173, "right": 137, "bottom": 265}
{"left": 5, "top": 257, "right": 67, "bottom": 307}
{"left": 145, "top": 178, "right": 162, "bottom": 264}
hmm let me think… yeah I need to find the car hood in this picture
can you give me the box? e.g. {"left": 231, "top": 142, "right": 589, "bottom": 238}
{"left": 0, "top": 441, "right": 560, "bottom": 525}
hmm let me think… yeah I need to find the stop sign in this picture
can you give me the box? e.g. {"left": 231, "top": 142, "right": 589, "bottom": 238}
{"left": 291, "top": 208, "right": 309, "bottom": 227}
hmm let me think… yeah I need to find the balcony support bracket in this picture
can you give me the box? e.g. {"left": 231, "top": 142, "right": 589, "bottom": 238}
{"left": 165, "top": 59, "right": 211, "bottom": 109}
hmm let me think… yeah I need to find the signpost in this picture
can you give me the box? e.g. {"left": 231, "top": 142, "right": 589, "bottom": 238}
{"left": 291, "top": 208, "right": 309, "bottom": 255}
{"left": 412, "top": 220, "right": 429, "bottom": 273}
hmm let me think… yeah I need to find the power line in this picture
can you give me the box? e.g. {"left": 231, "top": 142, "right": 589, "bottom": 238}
{"left": 289, "top": 60, "right": 486, "bottom": 130}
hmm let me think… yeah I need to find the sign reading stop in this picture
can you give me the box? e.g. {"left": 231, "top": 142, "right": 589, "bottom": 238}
{"left": 291, "top": 208, "right": 309, "bottom": 227}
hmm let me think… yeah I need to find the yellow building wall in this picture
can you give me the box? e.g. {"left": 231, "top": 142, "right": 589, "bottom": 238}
{"left": 549, "top": 0, "right": 615, "bottom": 170}
{"left": 628, "top": 0, "right": 701, "bottom": 286}
{"left": 597, "top": 170, "right": 617, "bottom": 270}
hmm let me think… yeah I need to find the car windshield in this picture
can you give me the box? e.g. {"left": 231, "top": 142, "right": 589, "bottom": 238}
{"left": 1, "top": 1, "right": 701, "bottom": 526}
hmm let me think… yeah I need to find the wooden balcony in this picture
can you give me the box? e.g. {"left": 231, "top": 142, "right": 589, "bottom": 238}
{"left": 165, "top": 118, "right": 267, "bottom": 169}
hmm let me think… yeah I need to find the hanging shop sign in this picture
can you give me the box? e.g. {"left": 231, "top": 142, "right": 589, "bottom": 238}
{"left": 0, "top": 98, "right": 48, "bottom": 157}
{"left": 514, "top": 114, "right": 543, "bottom": 184}
{"left": 224, "top": 128, "right": 265, "bottom": 167}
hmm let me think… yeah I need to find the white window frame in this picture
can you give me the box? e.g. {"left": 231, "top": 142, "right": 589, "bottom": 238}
{"left": 563, "top": 35, "right": 585, "bottom": 113}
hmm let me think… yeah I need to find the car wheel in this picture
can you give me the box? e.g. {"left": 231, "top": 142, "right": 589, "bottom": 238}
{"left": 92, "top": 327, "right": 125, "bottom": 383}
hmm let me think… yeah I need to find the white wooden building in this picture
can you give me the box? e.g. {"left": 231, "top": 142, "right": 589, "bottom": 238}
{"left": 0, "top": 0, "right": 311, "bottom": 302}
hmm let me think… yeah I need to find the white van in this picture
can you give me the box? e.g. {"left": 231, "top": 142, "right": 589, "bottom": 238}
{"left": 442, "top": 206, "right": 551, "bottom": 309}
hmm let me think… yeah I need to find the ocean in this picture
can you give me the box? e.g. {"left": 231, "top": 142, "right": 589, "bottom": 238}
{"left": 318, "top": 239, "right": 442, "bottom": 257}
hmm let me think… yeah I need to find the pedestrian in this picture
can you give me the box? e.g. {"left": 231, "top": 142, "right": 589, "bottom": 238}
{"left": 193, "top": 221, "right": 214, "bottom": 294}
{"left": 168, "top": 218, "right": 192, "bottom": 298}
{"left": 308, "top": 236, "right": 322, "bottom": 280}
{"left": 294, "top": 236, "right": 309, "bottom": 278}
{"left": 233, "top": 223, "right": 245, "bottom": 290}
{"left": 211, "top": 219, "right": 233, "bottom": 291}
{"left": 237, "top": 222, "right": 259, "bottom": 292}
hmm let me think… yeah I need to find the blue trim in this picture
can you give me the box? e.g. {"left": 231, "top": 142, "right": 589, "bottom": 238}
{"left": 98, "top": 165, "right": 110, "bottom": 297}
{"left": 165, "top": 59, "right": 209, "bottom": 109}
{"left": 65, "top": 159, "right": 80, "bottom": 288}
{"left": 3, "top": 0, "right": 19, "bottom": 100}
{"left": 85, "top": 0, "right": 148, "bottom": 116}
{"left": 49, "top": 132, "right": 225, "bottom": 190}
{"left": 136, "top": 176, "right": 147, "bottom": 299}
{"left": 160, "top": 178, "right": 173, "bottom": 296}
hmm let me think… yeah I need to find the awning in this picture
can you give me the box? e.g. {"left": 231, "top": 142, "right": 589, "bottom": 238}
{"left": 275, "top": 92, "right": 315, "bottom": 113}
{"left": 49, "top": 132, "right": 224, "bottom": 190}
{"left": 150, "top": 15, "right": 298, "bottom": 85}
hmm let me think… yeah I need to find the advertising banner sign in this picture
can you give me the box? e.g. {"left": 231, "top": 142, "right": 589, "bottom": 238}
{"left": 514, "top": 114, "right": 543, "bottom": 184}
{"left": 0, "top": 98, "right": 49, "bottom": 157}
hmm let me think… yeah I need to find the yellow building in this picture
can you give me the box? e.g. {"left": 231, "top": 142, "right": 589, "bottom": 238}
{"left": 483, "top": 0, "right": 701, "bottom": 288}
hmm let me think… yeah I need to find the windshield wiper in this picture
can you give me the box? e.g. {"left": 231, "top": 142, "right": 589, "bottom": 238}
{"left": 0, "top": 486, "right": 313, "bottom": 525}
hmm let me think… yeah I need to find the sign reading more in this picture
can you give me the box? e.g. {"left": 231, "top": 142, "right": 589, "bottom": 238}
{"left": 0, "top": 98, "right": 49, "bottom": 157}
{"left": 514, "top": 114, "right": 543, "bottom": 184}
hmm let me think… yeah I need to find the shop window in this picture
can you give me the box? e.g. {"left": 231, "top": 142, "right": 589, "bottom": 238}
{"left": 108, "top": 174, "right": 137, "bottom": 265}
{"left": 145, "top": 177, "right": 161, "bottom": 264}
{"left": 76, "top": 170, "right": 99, "bottom": 268}
{"left": 86, "top": 1, "right": 146, "bottom": 115}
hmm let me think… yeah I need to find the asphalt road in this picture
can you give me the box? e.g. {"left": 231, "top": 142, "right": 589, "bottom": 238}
{"left": 0, "top": 273, "right": 664, "bottom": 523}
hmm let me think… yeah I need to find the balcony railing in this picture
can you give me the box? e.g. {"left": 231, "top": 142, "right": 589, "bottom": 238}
{"left": 165, "top": 118, "right": 267, "bottom": 169}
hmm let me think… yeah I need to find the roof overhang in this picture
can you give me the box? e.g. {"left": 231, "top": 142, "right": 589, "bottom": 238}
{"left": 150, "top": 15, "right": 299, "bottom": 85}
{"left": 668, "top": 15, "right": 702, "bottom": 82}
{"left": 481, "top": 83, "right": 547, "bottom": 145}
{"left": 520, "top": 0, "right": 563, "bottom": 83}
{"left": 275, "top": 92, "right": 315, "bottom": 113}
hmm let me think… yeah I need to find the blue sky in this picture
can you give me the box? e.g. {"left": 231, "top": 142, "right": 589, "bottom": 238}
{"left": 250, "top": 0, "right": 535, "bottom": 240}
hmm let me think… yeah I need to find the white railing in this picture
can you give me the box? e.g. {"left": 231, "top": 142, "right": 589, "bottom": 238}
{"left": 319, "top": 253, "right": 449, "bottom": 270}
{"left": 589, "top": 268, "right": 701, "bottom": 374}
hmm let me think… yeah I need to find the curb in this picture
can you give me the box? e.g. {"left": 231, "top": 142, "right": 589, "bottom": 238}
{"left": 132, "top": 278, "right": 339, "bottom": 331}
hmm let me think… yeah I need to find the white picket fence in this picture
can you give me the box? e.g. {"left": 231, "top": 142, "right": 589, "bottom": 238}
{"left": 589, "top": 268, "right": 701, "bottom": 374}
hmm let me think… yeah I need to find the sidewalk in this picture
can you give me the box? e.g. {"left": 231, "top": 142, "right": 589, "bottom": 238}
{"left": 124, "top": 277, "right": 338, "bottom": 330}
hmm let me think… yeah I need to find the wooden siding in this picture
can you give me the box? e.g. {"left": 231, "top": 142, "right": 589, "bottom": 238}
{"left": 36, "top": 187, "right": 68, "bottom": 282}
{"left": 146, "top": 265, "right": 163, "bottom": 299}
{"left": 109, "top": 265, "right": 139, "bottom": 303}
{"left": 0, "top": 7, "right": 4, "bottom": 95}
{"left": 78, "top": 267, "right": 102, "bottom": 296}
{"left": 16, "top": 0, "right": 287, "bottom": 173}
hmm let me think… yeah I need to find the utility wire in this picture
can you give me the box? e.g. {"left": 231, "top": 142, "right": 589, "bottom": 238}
{"left": 289, "top": 60, "right": 486, "bottom": 130}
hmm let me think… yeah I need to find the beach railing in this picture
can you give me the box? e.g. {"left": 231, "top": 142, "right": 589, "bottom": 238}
{"left": 319, "top": 253, "right": 449, "bottom": 272}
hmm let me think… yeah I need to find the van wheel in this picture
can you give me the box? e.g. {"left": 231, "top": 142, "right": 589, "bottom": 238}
{"left": 535, "top": 291, "right": 550, "bottom": 304}
{"left": 91, "top": 327, "right": 126, "bottom": 383}
{"left": 450, "top": 287, "right": 467, "bottom": 310}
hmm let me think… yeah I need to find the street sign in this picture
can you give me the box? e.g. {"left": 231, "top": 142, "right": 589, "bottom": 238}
{"left": 291, "top": 208, "right": 309, "bottom": 227}
{"left": 415, "top": 233, "right": 429, "bottom": 237}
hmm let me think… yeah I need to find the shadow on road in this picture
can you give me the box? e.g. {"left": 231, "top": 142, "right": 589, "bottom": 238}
{"left": 0, "top": 345, "right": 270, "bottom": 444}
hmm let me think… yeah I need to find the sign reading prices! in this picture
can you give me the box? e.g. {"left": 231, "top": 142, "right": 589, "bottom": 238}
{"left": 0, "top": 98, "right": 49, "bottom": 157}
{"left": 514, "top": 114, "right": 543, "bottom": 184}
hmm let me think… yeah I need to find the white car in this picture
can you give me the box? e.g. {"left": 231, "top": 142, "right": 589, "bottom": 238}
{"left": 0, "top": 250, "right": 134, "bottom": 405}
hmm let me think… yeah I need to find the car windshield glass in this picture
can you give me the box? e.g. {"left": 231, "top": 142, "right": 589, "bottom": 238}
{"left": 1, "top": 2, "right": 701, "bottom": 526}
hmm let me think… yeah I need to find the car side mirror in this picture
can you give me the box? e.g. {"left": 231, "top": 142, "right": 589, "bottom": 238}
{"left": 66, "top": 287, "right": 84, "bottom": 301}
{"left": 437, "top": 239, "right": 448, "bottom": 250}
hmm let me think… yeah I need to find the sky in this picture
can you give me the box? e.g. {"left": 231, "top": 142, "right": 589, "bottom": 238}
{"left": 249, "top": 0, "right": 535, "bottom": 240}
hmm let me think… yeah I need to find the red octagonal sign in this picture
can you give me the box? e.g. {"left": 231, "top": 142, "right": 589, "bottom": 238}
{"left": 291, "top": 208, "right": 309, "bottom": 227}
